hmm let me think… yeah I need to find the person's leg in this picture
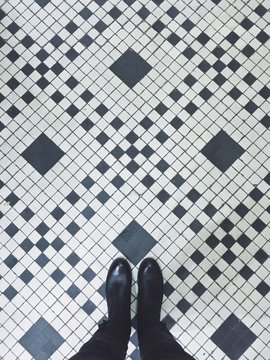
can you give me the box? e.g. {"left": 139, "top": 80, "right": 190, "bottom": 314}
{"left": 137, "top": 258, "right": 196, "bottom": 360}
{"left": 69, "top": 258, "right": 132, "bottom": 360}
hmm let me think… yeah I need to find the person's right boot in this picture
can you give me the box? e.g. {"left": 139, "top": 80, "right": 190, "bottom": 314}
{"left": 137, "top": 258, "right": 163, "bottom": 338}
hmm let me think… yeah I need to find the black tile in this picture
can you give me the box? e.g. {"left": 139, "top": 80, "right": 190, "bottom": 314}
{"left": 254, "top": 249, "right": 268, "bottom": 264}
{"left": 243, "top": 72, "right": 256, "bottom": 85}
{"left": 156, "top": 130, "right": 169, "bottom": 143}
{"left": 5, "top": 223, "right": 19, "bottom": 237}
{"left": 228, "top": 59, "right": 241, "bottom": 72}
{"left": 97, "top": 190, "right": 110, "bottom": 204}
{"left": 111, "top": 117, "right": 124, "bottom": 130}
{"left": 113, "top": 220, "right": 157, "bottom": 265}
{"left": 66, "top": 104, "right": 79, "bottom": 117}
{"left": 96, "top": 160, "right": 110, "bottom": 174}
{"left": 127, "top": 160, "right": 140, "bottom": 174}
{"left": 96, "top": 104, "right": 108, "bottom": 116}
{"left": 36, "top": 49, "right": 49, "bottom": 61}
{"left": 21, "top": 91, "right": 35, "bottom": 104}
{"left": 237, "top": 234, "right": 252, "bottom": 249}
{"left": 171, "top": 174, "right": 185, "bottom": 188}
{"left": 211, "top": 314, "right": 256, "bottom": 360}
{"left": 222, "top": 250, "right": 236, "bottom": 264}
{"left": 259, "top": 86, "right": 270, "bottom": 99}
{"left": 173, "top": 204, "right": 186, "bottom": 219}
{"left": 234, "top": 203, "right": 249, "bottom": 217}
{"left": 110, "top": 49, "right": 152, "bottom": 88}
{"left": 65, "top": 21, "right": 78, "bottom": 34}
{"left": 79, "top": 7, "right": 92, "bottom": 20}
{"left": 109, "top": 6, "right": 121, "bottom": 19}
{"left": 207, "top": 265, "right": 221, "bottom": 280}
{"left": 182, "top": 47, "right": 196, "bottom": 59}
{"left": 199, "top": 88, "right": 213, "bottom": 101}
{"left": 7, "top": 105, "right": 20, "bottom": 118}
{"left": 80, "top": 34, "right": 94, "bottom": 47}
{"left": 169, "top": 89, "right": 182, "bottom": 101}
{"left": 96, "top": 132, "right": 109, "bottom": 145}
{"left": 177, "top": 298, "right": 191, "bottom": 314}
{"left": 111, "top": 145, "right": 124, "bottom": 159}
{"left": 141, "top": 144, "right": 154, "bottom": 158}
{"left": 66, "top": 221, "right": 80, "bottom": 235}
{"left": 111, "top": 175, "right": 125, "bottom": 189}
{"left": 81, "top": 118, "right": 94, "bottom": 131}
{"left": 126, "top": 131, "right": 139, "bottom": 144}
{"left": 66, "top": 191, "right": 80, "bottom": 205}
{"left": 220, "top": 218, "right": 234, "bottom": 232}
{"left": 95, "top": 20, "right": 107, "bottom": 33}
{"left": 191, "top": 250, "right": 204, "bottom": 265}
{"left": 51, "top": 269, "right": 65, "bottom": 282}
{"left": 0, "top": 121, "right": 5, "bottom": 132}
{"left": 182, "top": 19, "right": 194, "bottom": 31}
{"left": 256, "top": 31, "right": 269, "bottom": 44}
{"left": 190, "top": 219, "right": 203, "bottom": 234}
{"left": 51, "top": 237, "right": 65, "bottom": 251}
{"left": 212, "top": 46, "right": 225, "bottom": 58}
{"left": 167, "top": 6, "right": 179, "bottom": 18}
{"left": 192, "top": 282, "right": 207, "bottom": 296}
{"left": 264, "top": 172, "right": 270, "bottom": 185}
{"left": 3, "top": 285, "right": 17, "bottom": 300}
{"left": 256, "top": 281, "right": 269, "bottom": 296}
{"left": 239, "top": 265, "right": 253, "bottom": 280}
{"left": 51, "top": 62, "right": 64, "bottom": 75}
{"left": 203, "top": 203, "right": 217, "bottom": 217}
{"left": 51, "top": 91, "right": 64, "bottom": 104}
{"left": 4, "top": 254, "right": 18, "bottom": 269}
{"left": 176, "top": 265, "right": 190, "bottom": 280}
{"left": 82, "top": 299, "right": 96, "bottom": 315}
{"left": 81, "top": 89, "right": 94, "bottom": 102}
{"left": 228, "top": 87, "right": 242, "bottom": 100}
{"left": 170, "top": 116, "right": 183, "bottom": 130}
{"left": 82, "top": 267, "right": 95, "bottom": 282}
{"left": 152, "top": 20, "right": 165, "bottom": 32}
{"left": 36, "top": 77, "right": 50, "bottom": 89}
{"left": 164, "top": 281, "right": 174, "bottom": 297}
{"left": 244, "top": 100, "right": 258, "bottom": 114}
{"left": 50, "top": 35, "right": 64, "bottom": 48}
{"left": 36, "top": 222, "right": 49, "bottom": 236}
{"left": 21, "top": 207, "right": 34, "bottom": 221}
{"left": 126, "top": 145, "right": 139, "bottom": 159}
{"left": 35, "top": 0, "right": 50, "bottom": 7}
{"left": 141, "top": 116, "right": 153, "bottom": 129}
{"left": 187, "top": 189, "right": 201, "bottom": 202}
{"left": 155, "top": 103, "right": 168, "bottom": 115}
{"left": 66, "top": 48, "right": 79, "bottom": 61}
{"left": 7, "top": 50, "right": 20, "bottom": 62}
{"left": 67, "top": 284, "right": 80, "bottom": 299}
{"left": 240, "top": 18, "right": 254, "bottom": 30}
{"left": 262, "top": 115, "right": 270, "bottom": 129}
{"left": 36, "top": 63, "right": 49, "bottom": 75}
{"left": 167, "top": 33, "right": 181, "bottom": 46}
{"left": 184, "top": 74, "right": 197, "bottom": 87}
{"left": 220, "top": 235, "right": 234, "bottom": 250}
{"left": 36, "top": 238, "right": 49, "bottom": 252}
{"left": 66, "top": 252, "right": 80, "bottom": 266}
{"left": 251, "top": 218, "right": 266, "bottom": 232}
{"left": 197, "top": 32, "right": 210, "bottom": 45}
{"left": 20, "top": 238, "right": 34, "bottom": 252}
{"left": 5, "top": 193, "right": 19, "bottom": 206}
{"left": 206, "top": 234, "right": 219, "bottom": 249}
{"left": 213, "top": 74, "right": 227, "bottom": 86}
{"left": 142, "top": 174, "right": 155, "bottom": 188}
{"left": 82, "top": 206, "right": 95, "bottom": 220}
{"left": 157, "top": 189, "right": 170, "bottom": 203}
{"left": 36, "top": 254, "right": 50, "bottom": 268}
{"left": 254, "top": 4, "right": 267, "bottom": 16}
{"left": 185, "top": 102, "right": 198, "bottom": 115}
{"left": 242, "top": 45, "right": 255, "bottom": 57}
{"left": 66, "top": 76, "right": 79, "bottom": 89}
{"left": 249, "top": 188, "right": 264, "bottom": 201}
{"left": 226, "top": 32, "right": 240, "bottom": 44}
{"left": 198, "top": 60, "right": 211, "bottom": 72}
{"left": 7, "top": 77, "right": 20, "bottom": 90}
{"left": 81, "top": 176, "right": 95, "bottom": 189}
{"left": 20, "top": 269, "right": 34, "bottom": 284}
{"left": 201, "top": 130, "right": 245, "bottom": 172}
{"left": 22, "top": 133, "right": 65, "bottom": 175}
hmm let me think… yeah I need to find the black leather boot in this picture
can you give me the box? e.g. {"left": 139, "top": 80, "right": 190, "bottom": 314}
{"left": 137, "top": 258, "right": 163, "bottom": 338}
{"left": 105, "top": 258, "right": 132, "bottom": 334}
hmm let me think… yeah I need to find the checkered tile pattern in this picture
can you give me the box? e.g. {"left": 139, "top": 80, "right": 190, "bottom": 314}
{"left": 0, "top": 0, "right": 269, "bottom": 359}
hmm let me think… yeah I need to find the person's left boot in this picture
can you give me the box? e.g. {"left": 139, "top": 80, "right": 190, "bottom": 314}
{"left": 105, "top": 258, "right": 132, "bottom": 334}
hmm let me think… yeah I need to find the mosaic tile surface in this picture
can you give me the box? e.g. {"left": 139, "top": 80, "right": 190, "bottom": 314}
{"left": 0, "top": 0, "right": 270, "bottom": 359}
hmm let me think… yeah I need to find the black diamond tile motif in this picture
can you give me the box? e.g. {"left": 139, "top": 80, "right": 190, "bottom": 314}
{"left": 110, "top": 49, "right": 152, "bottom": 88}
{"left": 22, "top": 133, "right": 64, "bottom": 175}
{"left": 211, "top": 314, "right": 256, "bottom": 360}
{"left": 19, "top": 317, "right": 64, "bottom": 360}
{"left": 113, "top": 220, "right": 157, "bottom": 265}
{"left": 201, "top": 130, "right": 245, "bottom": 172}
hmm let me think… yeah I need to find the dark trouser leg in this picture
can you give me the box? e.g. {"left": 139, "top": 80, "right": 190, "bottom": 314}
{"left": 69, "top": 320, "right": 130, "bottom": 360}
{"left": 139, "top": 321, "right": 196, "bottom": 360}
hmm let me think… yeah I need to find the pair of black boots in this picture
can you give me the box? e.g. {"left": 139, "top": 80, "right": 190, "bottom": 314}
{"left": 106, "top": 257, "right": 163, "bottom": 338}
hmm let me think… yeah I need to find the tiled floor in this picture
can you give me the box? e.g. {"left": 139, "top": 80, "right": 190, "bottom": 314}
{"left": 0, "top": 0, "right": 269, "bottom": 359}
